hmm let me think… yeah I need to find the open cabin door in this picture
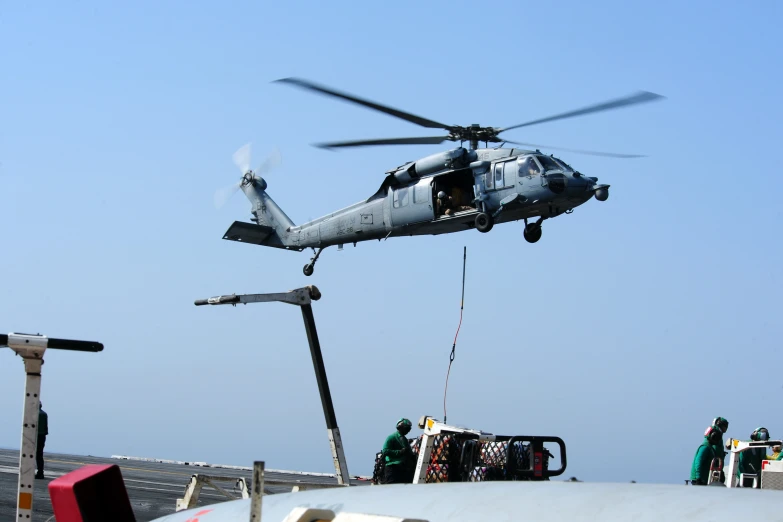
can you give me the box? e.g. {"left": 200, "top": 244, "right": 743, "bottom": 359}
{"left": 389, "top": 178, "right": 434, "bottom": 226}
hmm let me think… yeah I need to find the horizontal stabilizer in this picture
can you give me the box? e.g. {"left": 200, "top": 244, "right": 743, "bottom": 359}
{"left": 222, "top": 221, "right": 303, "bottom": 251}
{"left": 222, "top": 221, "right": 276, "bottom": 245}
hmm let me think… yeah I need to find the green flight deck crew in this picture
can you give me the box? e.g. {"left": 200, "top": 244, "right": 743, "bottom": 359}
{"left": 738, "top": 427, "right": 770, "bottom": 486}
{"left": 711, "top": 417, "right": 729, "bottom": 464}
{"left": 382, "top": 418, "right": 415, "bottom": 484}
{"left": 36, "top": 403, "right": 49, "bottom": 479}
{"left": 691, "top": 427, "right": 722, "bottom": 485}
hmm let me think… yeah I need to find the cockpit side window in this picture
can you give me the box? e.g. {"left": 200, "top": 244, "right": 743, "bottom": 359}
{"left": 536, "top": 155, "right": 563, "bottom": 172}
{"left": 519, "top": 156, "right": 541, "bottom": 177}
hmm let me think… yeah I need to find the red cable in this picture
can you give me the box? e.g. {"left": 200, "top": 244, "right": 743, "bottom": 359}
{"left": 443, "top": 247, "right": 466, "bottom": 423}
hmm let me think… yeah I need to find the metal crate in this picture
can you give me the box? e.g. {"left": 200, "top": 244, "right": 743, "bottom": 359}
{"left": 761, "top": 471, "right": 783, "bottom": 490}
{"left": 761, "top": 460, "right": 783, "bottom": 490}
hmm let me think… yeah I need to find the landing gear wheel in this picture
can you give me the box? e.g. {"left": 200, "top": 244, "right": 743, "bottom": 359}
{"left": 524, "top": 224, "right": 542, "bottom": 243}
{"left": 475, "top": 213, "right": 494, "bottom": 233}
{"left": 303, "top": 247, "right": 325, "bottom": 277}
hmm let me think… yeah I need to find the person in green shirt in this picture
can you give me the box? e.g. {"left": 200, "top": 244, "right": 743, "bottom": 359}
{"left": 36, "top": 403, "right": 49, "bottom": 480}
{"left": 738, "top": 427, "right": 770, "bottom": 486}
{"left": 711, "top": 417, "right": 729, "bottom": 464}
{"left": 381, "top": 418, "right": 416, "bottom": 484}
{"left": 690, "top": 426, "right": 722, "bottom": 485}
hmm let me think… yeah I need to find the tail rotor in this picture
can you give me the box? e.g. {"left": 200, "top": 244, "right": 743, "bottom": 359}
{"left": 214, "top": 143, "right": 282, "bottom": 209}
{"left": 232, "top": 142, "right": 252, "bottom": 176}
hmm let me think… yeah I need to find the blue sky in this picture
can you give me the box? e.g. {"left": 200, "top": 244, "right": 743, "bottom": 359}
{"left": 1, "top": 0, "right": 781, "bottom": 484}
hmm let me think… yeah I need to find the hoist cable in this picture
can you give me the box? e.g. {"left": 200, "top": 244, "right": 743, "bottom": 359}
{"left": 443, "top": 246, "right": 466, "bottom": 424}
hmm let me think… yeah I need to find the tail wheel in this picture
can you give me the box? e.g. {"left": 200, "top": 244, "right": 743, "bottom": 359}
{"left": 303, "top": 264, "right": 314, "bottom": 277}
{"left": 475, "top": 213, "right": 494, "bottom": 233}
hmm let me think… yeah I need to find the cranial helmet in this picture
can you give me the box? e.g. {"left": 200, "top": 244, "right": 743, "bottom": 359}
{"left": 705, "top": 426, "right": 722, "bottom": 446}
{"left": 397, "top": 418, "right": 412, "bottom": 434}
{"left": 713, "top": 417, "right": 729, "bottom": 433}
{"left": 752, "top": 427, "right": 770, "bottom": 441}
{"left": 437, "top": 191, "right": 446, "bottom": 199}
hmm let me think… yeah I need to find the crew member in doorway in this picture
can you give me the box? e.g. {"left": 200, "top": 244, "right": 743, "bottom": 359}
{"left": 36, "top": 403, "right": 48, "bottom": 479}
{"left": 381, "top": 418, "right": 416, "bottom": 484}
{"left": 437, "top": 191, "right": 454, "bottom": 216}
{"left": 437, "top": 190, "right": 473, "bottom": 216}
{"left": 690, "top": 426, "right": 722, "bottom": 485}
{"left": 738, "top": 427, "right": 770, "bottom": 484}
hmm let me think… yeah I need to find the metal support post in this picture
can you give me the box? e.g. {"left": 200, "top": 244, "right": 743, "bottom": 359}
{"left": 16, "top": 339, "right": 45, "bottom": 521}
{"left": 250, "top": 461, "right": 264, "bottom": 522}
{"left": 1, "top": 333, "right": 103, "bottom": 520}
{"left": 300, "top": 304, "right": 349, "bottom": 485}
{"left": 195, "top": 286, "right": 350, "bottom": 485}
{"left": 412, "top": 434, "right": 435, "bottom": 485}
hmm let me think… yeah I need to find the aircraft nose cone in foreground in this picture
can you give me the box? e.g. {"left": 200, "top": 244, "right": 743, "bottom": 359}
{"left": 154, "top": 481, "right": 783, "bottom": 522}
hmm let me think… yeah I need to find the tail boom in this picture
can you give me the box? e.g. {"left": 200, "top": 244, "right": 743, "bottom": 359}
{"left": 225, "top": 183, "right": 300, "bottom": 250}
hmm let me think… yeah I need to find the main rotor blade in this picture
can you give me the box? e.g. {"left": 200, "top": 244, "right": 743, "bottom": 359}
{"left": 498, "top": 91, "right": 665, "bottom": 133}
{"left": 502, "top": 140, "right": 646, "bottom": 158}
{"left": 314, "top": 136, "right": 452, "bottom": 149}
{"left": 275, "top": 78, "right": 452, "bottom": 130}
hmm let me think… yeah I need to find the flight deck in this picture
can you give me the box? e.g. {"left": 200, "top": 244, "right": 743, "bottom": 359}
{"left": 0, "top": 448, "right": 368, "bottom": 522}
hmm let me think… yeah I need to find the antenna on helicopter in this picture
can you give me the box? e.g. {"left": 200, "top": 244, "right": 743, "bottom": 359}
{"left": 443, "top": 246, "right": 467, "bottom": 424}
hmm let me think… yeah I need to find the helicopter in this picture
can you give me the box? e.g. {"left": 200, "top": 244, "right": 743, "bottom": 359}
{"left": 217, "top": 78, "right": 664, "bottom": 276}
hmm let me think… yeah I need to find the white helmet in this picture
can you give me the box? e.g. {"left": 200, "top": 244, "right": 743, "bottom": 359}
{"left": 437, "top": 191, "right": 447, "bottom": 199}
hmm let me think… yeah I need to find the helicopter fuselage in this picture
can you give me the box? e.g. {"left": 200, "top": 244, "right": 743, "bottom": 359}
{"left": 222, "top": 77, "right": 659, "bottom": 274}
{"left": 227, "top": 147, "right": 608, "bottom": 261}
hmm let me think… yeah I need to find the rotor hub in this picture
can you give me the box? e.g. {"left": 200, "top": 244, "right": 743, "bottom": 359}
{"left": 447, "top": 125, "right": 502, "bottom": 145}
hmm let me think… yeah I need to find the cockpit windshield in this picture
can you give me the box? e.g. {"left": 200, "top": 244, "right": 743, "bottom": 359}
{"left": 552, "top": 157, "right": 573, "bottom": 171}
{"left": 536, "top": 155, "right": 563, "bottom": 172}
